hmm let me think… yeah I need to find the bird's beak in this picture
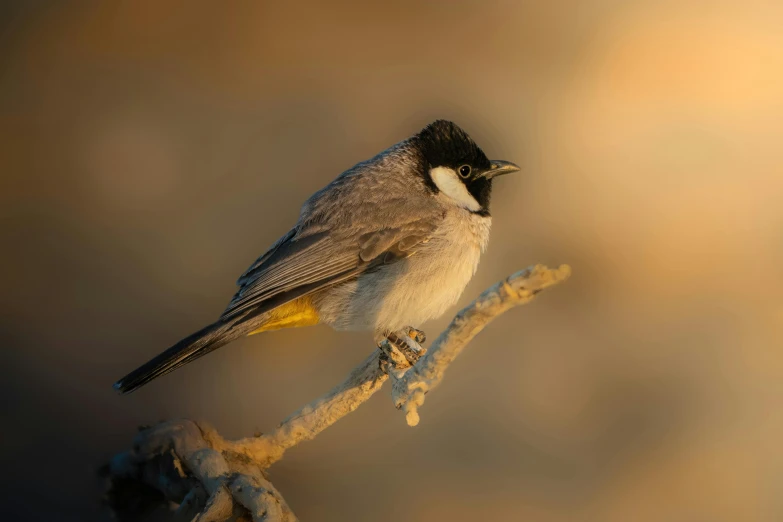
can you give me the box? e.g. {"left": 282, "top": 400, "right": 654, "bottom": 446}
{"left": 483, "top": 160, "right": 521, "bottom": 180}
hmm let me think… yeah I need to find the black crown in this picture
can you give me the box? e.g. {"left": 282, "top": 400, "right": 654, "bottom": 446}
{"left": 414, "top": 120, "right": 491, "bottom": 171}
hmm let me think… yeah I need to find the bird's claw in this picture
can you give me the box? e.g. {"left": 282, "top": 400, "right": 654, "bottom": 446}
{"left": 405, "top": 326, "right": 426, "bottom": 344}
{"left": 378, "top": 327, "right": 426, "bottom": 369}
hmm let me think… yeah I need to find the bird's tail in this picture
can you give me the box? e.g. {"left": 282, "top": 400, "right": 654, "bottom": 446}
{"left": 113, "top": 317, "right": 255, "bottom": 394}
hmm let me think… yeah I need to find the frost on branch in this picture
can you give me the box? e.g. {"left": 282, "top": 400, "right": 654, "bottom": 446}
{"left": 104, "top": 264, "right": 570, "bottom": 521}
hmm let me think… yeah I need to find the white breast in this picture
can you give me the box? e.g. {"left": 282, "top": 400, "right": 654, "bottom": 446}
{"left": 315, "top": 211, "right": 492, "bottom": 333}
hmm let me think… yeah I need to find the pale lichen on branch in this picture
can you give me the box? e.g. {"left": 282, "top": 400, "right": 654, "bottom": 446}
{"left": 105, "top": 264, "right": 570, "bottom": 521}
{"left": 391, "top": 264, "right": 572, "bottom": 426}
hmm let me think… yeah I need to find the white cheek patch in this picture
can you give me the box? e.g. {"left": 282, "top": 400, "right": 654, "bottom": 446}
{"left": 429, "top": 167, "right": 481, "bottom": 211}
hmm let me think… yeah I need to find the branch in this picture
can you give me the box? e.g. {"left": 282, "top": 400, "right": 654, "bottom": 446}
{"left": 210, "top": 351, "right": 388, "bottom": 469}
{"left": 107, "top": 419, "right": 296, "bottom": 521}
{"left": 104, "top": 264, "right": 570, "bottom": 521}
{"left": 391, "top": 264, "right": 572, "bottom": 425}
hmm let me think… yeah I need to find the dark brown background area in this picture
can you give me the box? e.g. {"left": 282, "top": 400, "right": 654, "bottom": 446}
{"left": 1, "top": 1, "right": 781, "bottom": 521}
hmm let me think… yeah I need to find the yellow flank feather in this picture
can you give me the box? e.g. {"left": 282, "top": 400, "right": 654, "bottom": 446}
{"left": 247, "top": 295, "right": 320, "bottom": 335}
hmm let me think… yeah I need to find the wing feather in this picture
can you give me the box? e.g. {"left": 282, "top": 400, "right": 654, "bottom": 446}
{"left": 223, "top": 157, "right": 445, "bottom": 322}
{"left": 221, "top": 221, "right": 435, "bottom": 321}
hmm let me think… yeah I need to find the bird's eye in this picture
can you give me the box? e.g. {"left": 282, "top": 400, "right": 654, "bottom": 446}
{"left": 458, "top": 165, "right": 471, "bottom": 178}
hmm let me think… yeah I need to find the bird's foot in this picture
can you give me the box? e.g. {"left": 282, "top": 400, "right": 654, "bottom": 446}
{"left": 404, "top": 326, "right": 426, "bottom": 344}
{"left": 377, "top": 327, "right": 427, "bottom": 370}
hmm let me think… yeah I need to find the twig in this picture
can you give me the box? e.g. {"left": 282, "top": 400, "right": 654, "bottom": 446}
{"left": 210, "top": 351, "right": 388, "bottom": 468}
{"left": 390, "top": 264, "right": 572, "bottom": 425}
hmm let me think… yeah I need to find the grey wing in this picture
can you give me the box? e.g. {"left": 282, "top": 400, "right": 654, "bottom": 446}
{"left": 235, "top": 228, "right": 297, "bottom": 285}
{"left": 220, "top": 221, "right": 435, "bottom": 322}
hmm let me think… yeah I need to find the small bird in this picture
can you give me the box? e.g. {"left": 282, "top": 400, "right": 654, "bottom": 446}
{"left": 114, "top": 120, "right": 519, "bottom": 393}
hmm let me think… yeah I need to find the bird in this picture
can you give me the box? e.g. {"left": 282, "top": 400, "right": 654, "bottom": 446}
{"left": 114, "top": 119, "right": 520, "bottom": 394}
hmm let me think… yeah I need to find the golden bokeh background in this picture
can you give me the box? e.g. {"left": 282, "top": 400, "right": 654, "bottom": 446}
{"left": 1, "top": 1, "right": 781, "bottom": 520}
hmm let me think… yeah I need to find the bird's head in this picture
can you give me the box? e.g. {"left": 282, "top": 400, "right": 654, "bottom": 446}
{"left": 412, "top": 120, "right": 520, "bottom": 215}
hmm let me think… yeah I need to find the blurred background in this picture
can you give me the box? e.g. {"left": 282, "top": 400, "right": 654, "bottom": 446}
{"left": 1, "top": 1, "right": 781, "bottom": 520}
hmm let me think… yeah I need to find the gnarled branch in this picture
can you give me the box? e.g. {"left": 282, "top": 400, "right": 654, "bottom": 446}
{"left": 104, "top": 264, "right": 571, "bottom": 521}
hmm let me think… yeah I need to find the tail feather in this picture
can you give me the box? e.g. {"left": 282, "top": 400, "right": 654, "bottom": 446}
{"left": 114, "top": 284, "right": 329, "bottom": 395}
{"left": 113, "top": 318, "right": 252, "bottom": 394}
